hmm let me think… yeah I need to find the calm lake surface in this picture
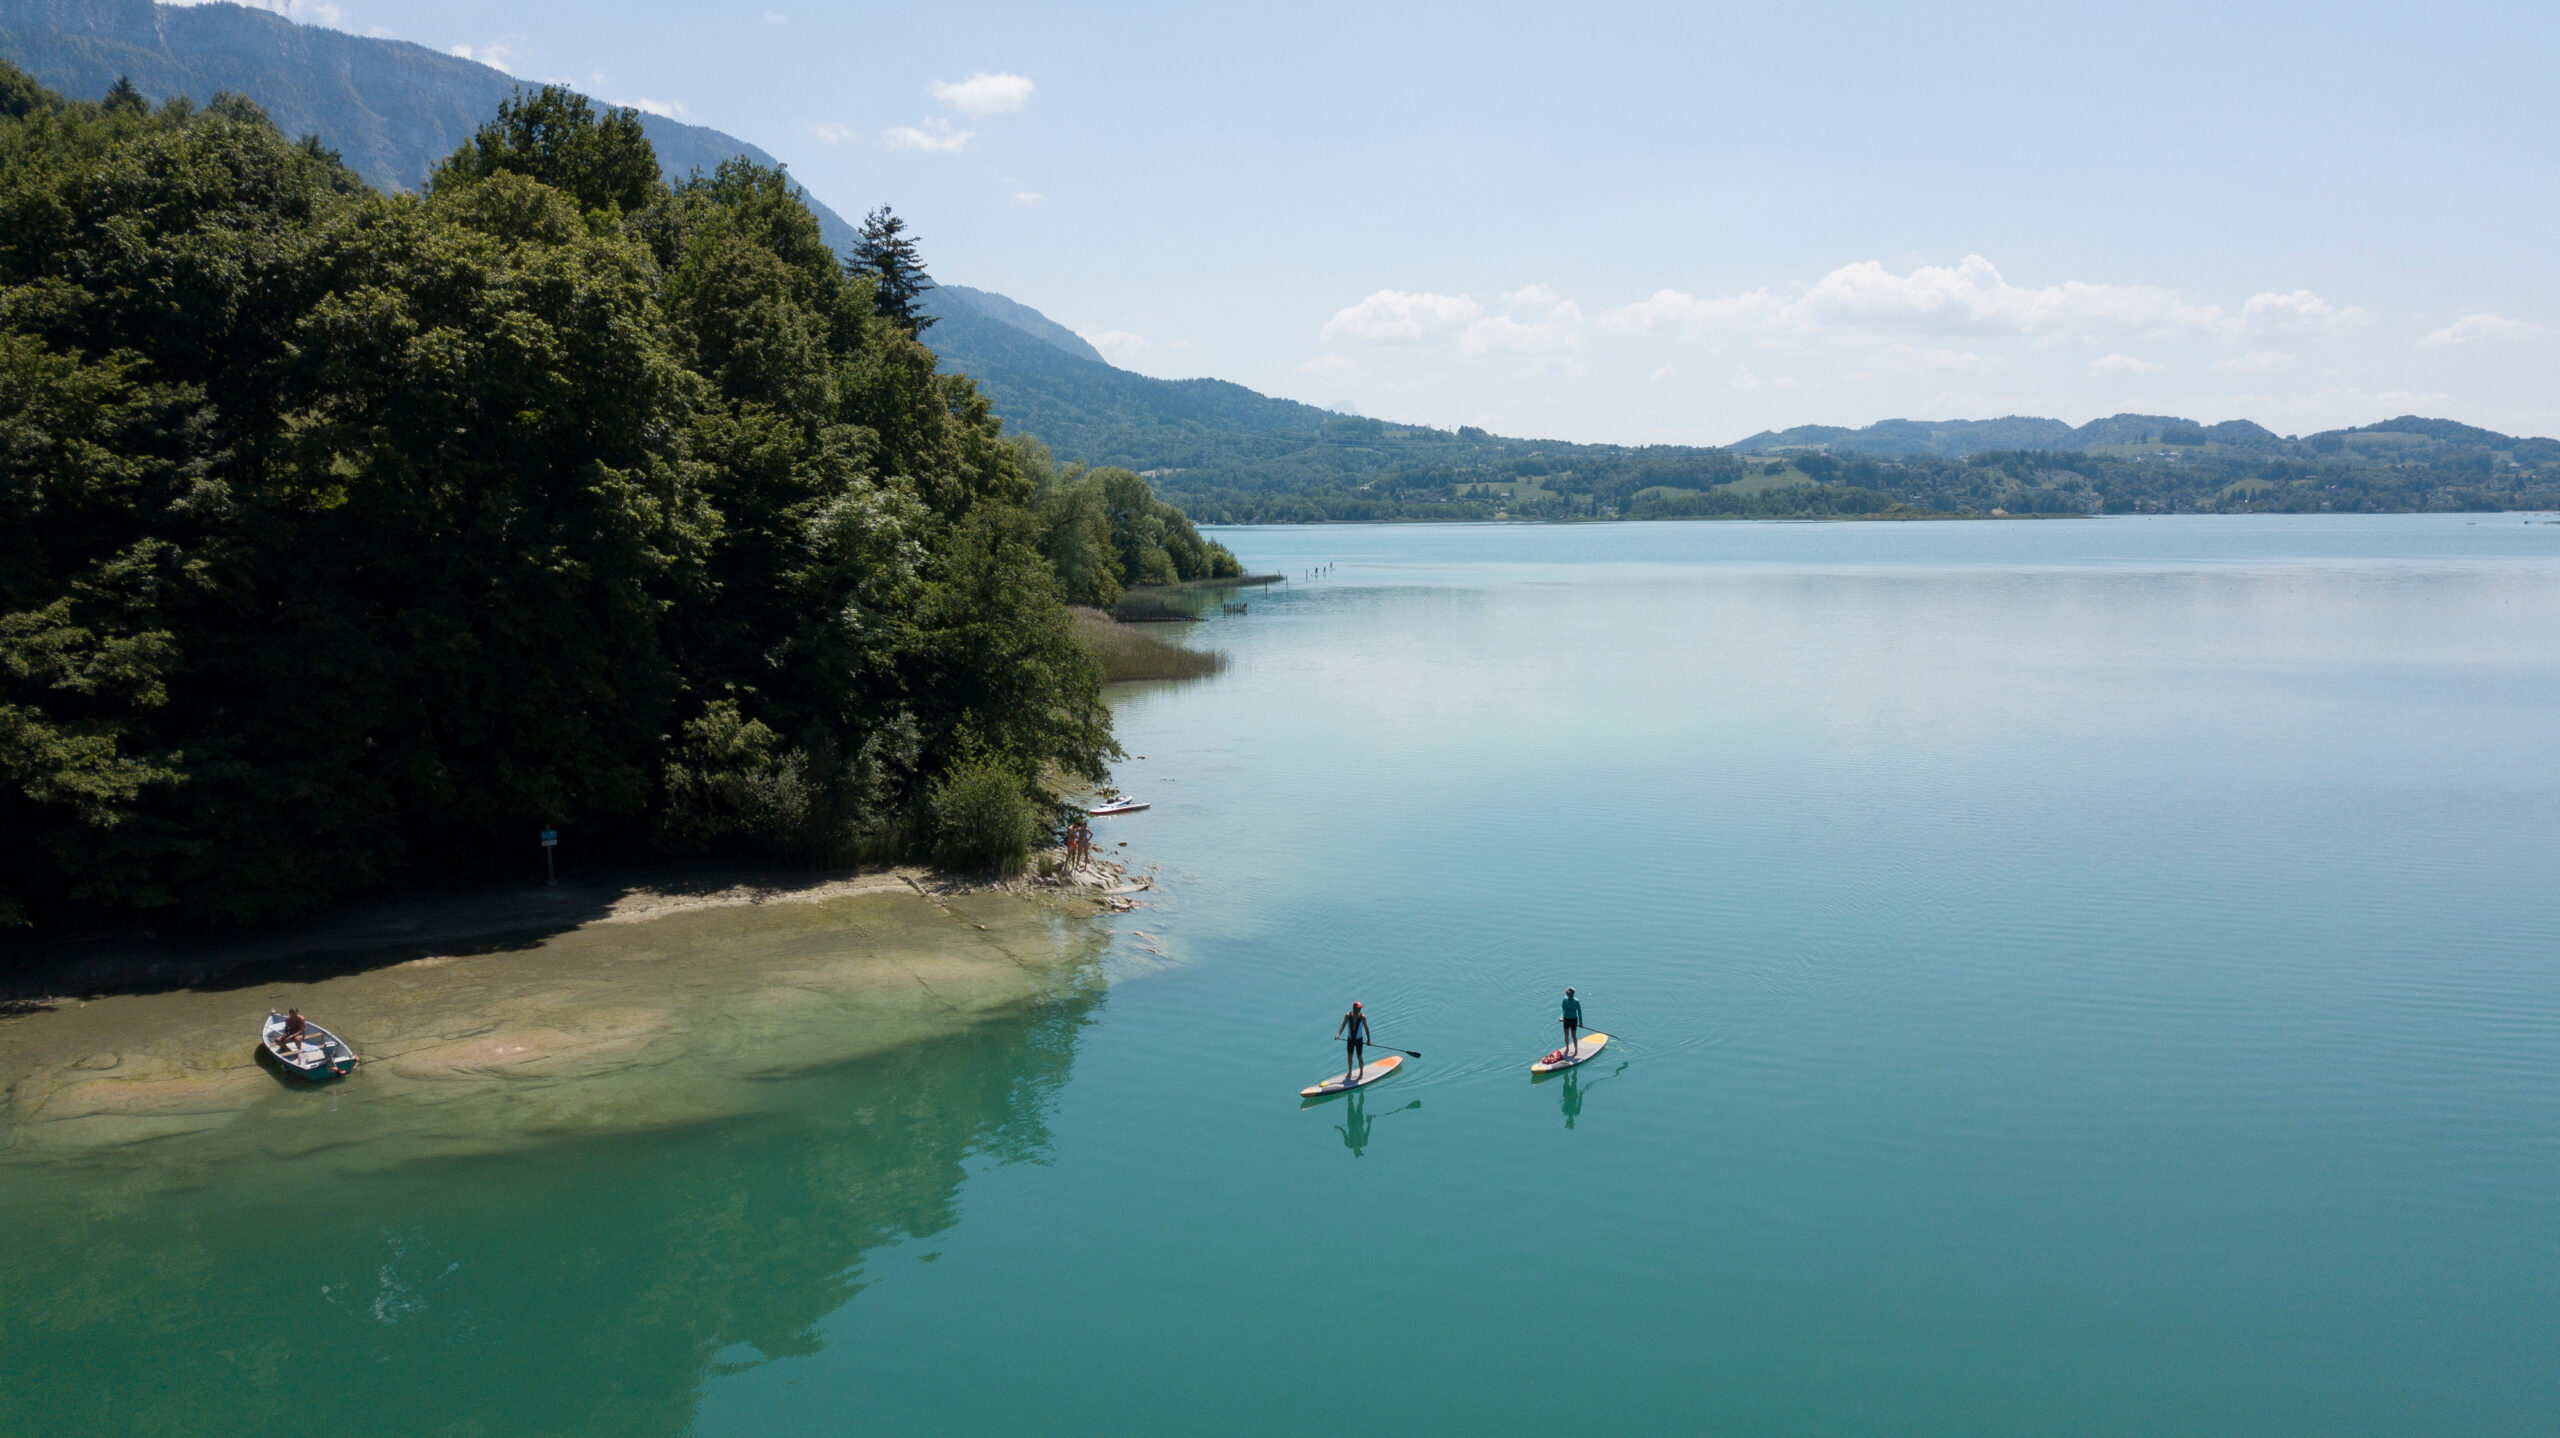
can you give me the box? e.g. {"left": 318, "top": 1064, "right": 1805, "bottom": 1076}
{"left": 12, "top": 515, "right": 2560, "bottom": 1435}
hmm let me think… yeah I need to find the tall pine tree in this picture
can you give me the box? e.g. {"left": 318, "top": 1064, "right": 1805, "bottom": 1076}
{"left": 847, "top": 205, "right": 936, "bottom": 333}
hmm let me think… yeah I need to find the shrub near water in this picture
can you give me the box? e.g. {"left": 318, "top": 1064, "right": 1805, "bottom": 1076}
{"left": 929, "top": 760, "right": 1044, "bottom": 875}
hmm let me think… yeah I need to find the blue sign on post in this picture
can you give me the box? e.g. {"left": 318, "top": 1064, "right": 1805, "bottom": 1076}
{"left": 540, "top": 829, "right": 558, "bottom": 848}
{"left": 539, "top": 828, "right": 558, "bottom": 886}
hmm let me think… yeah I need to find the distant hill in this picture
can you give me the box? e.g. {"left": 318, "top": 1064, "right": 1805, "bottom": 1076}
{"left": 1733, "top": 413, "right": 2294, "bottom": 458}
{"left": 933, "top": 285, "right": 1108, "bottom": 365}
{"left": 0, "top": 0, "right": 863, "bottom": 252}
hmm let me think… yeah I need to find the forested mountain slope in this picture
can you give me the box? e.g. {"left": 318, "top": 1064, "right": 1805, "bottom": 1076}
{"left": 0, "top": 0, "right": 863, "bottom": 250}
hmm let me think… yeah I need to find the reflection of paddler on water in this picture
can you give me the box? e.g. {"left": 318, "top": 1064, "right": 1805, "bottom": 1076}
{"left": 1334, "top": 1089, "right": 1422, "bottom": 1156}
{"left": 1556, "top": 1062, "right": 1628, "bottom": 1129}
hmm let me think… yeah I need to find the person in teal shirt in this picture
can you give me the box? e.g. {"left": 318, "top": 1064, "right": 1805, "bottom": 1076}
{"left": 1560, "top": 987, "right": 1583, "bottom": 1057}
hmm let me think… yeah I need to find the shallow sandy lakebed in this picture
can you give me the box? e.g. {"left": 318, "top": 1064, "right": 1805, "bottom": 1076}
{"left": 0, "top": 865, "right": 1128, "bottom": 1182}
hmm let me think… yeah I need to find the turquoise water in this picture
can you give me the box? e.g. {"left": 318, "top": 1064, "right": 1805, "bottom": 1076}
{"left": 13, "top": 515, "right": 2560, "bottom": 1434}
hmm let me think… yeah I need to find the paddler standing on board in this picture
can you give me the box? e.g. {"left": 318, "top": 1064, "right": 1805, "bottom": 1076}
{"left": 1559, "top": 987, "right": 1583, "bottom": 1058}
{"left": 1336, "top": 1001, "right": 1370, "bottom": 1083}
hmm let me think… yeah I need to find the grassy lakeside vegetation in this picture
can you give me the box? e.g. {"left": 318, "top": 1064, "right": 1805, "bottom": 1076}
{"left": 0, "top": 68, "right": 1239, "bottom": 932}
{"left": 1069, "top": 608, "right": 1225, "bottom": 683}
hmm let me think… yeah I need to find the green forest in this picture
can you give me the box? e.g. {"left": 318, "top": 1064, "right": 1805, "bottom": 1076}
{"left": 1155, "top": 423, "right": 2560, "bottom": 523}
{"left": 0, "top": 67, "right": 1237, "bottom": 932}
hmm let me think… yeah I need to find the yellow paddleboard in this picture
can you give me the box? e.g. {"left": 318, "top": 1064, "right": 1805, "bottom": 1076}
{"left": 1300, "top": 1053, "right": 1403, "bottom": 1097}
{"left": 1530, "top": 1032, "right": 1610, "bottom": 1073}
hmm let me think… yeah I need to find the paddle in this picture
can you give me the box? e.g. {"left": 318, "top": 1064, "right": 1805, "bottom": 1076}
{"left": 1344, "top": 1037, "right": 1421, "bottom": 1059}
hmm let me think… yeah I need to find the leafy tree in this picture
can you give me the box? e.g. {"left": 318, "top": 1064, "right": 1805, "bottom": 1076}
{"left": 431, "top": 85, "right": 661, "bottom": 215}
{"left": 0, "top": 64, "right": 59, "bottom": 121}
{"left": 847, "top": 205, "right": 936, "bottom": 334}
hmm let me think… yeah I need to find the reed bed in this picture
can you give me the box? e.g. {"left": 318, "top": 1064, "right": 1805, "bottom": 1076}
{"left": 1070, "top": 608, "right": 1228, "bottom": 682}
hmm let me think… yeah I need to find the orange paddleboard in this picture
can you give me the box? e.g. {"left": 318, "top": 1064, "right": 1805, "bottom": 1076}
{"left": 1301, "top": 1053, "right": 1404, "bottom": 1097}
{"left": 1530, "top": 1032, "right": 1610, "bottom": 1073}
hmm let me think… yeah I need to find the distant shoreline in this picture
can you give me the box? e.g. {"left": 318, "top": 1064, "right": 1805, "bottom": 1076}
{"left": 1200, "top": 507, "right": 2560, "bottom": 527}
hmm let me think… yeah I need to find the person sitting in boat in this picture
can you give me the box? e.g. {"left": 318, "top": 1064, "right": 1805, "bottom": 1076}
{"left": 1559, "top": 988, "right": 1583, "bottom": 1058}
{"left": 1336, "top": 1001, "right": 1370, "bottom": 1082}
{"left": 279, "top": 1008, "right": 310, "bottom": 1055}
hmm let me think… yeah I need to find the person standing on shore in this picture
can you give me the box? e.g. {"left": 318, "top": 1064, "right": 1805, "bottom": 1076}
{"left": 1336, "top": 1001, "right": 1370, "bottom": 1082}
{"left": 1560, "top": 987, "right": 1583, "bottom": 1057}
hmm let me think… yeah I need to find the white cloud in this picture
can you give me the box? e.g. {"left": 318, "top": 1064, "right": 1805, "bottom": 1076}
{"left": 1604, "top": 256, "right": 2226, "bottom": 338}
{"left": 1324, "top": 289, "right": 1482, "bottom": 342}
{"left": 2236, "top": 290, "right": 2367, "bottom": 336}
{"left": 2215, "top": 350, "right": 2294, "bottom": 374}
{"left": 930, "top": 72, "right": 1036, "bottom": 115}
{"left": 883, "top": 119, "right": 973, "bottom": 152}
{"left": 1082, "top": 330, "right": 1147, "bottom": 360}
{"left": 1303, "top": 355, "right": 1360, "bottom": 375}
{"left": 1459, "top": 303, "right": 1583, "bottom": 356}
{"left": 1013, "top": 191, "right": 1043, "bottom": 207}
{"left": 763, "top": 10, "right": 789, "bottom": 23}
{"left": 1872, "top": 344, "right": 1997, "bottom": 375}
{"left": 1597, "top": 255, "right": 2363, "bottom": 345}
{"left": 1922, "top": 390, "right": 2047, "bottom": 419}
{"left": 2421, "top": 313, "right": 2525, "bottom": 347}
{"left": 447, "top": 41, "right": 523, "bottom": 73}
{"left": 170, "top": 0, "right": 342, "bottom": 23}
{"left": 1649, "top": 364, "right": 1676, "bottom": 382}
{"left": 1599, "top": 287, "right": 1786, "bottom": 335}
{"left": 619, "top": 96, "right": 684, "bottom": 119}
{"left": 1731, "top": 368, "right": 1796, "bottom": 393}
{"left": 1502, "top": 283, "right": 1562, "bottom": 310}
{"left": 808, "top": 122, "right": 858, "bottom": 144}
{"left": 1788, "top": 256, "right": 2226, "bottom": 334}
{"left": 2090, "top": 353, "right": 2166, "bottom": 374}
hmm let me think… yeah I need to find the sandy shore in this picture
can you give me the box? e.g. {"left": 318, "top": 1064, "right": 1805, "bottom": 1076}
{"left": 0, "top": 852, "right": 1148, "bottom": 1175}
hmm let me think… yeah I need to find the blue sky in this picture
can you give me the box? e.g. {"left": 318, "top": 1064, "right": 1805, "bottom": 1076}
{"left": 222, "top": 0, "right": 2557, "bottom": 443}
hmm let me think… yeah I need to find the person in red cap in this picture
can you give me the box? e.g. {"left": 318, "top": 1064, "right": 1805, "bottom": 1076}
{"left": 1334, "top": 1000, "right": 1371, "bottom": 1084}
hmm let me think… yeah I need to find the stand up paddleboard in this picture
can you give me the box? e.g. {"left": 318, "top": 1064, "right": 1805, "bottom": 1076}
{"left": 1530, "top": 1032, "right": 1610, "bottom": 1074}
{"left": 1300, "top": 1053, "right": 1403, "bottom": 1097}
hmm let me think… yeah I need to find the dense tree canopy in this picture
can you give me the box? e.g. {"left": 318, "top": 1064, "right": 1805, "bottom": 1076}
{"left": 0, "top": 70, "right": 1216, "bottom": 931}
{"left": 1014, "top": 439, "right": 1243, "bottom": 607}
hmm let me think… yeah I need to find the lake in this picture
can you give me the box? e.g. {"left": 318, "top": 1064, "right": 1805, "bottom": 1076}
{"left": 10, "top": 515, "right": 2560, "bottom": 1435}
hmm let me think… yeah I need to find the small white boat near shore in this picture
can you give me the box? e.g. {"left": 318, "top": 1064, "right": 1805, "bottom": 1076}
{"left": 1088, "top": 797, "right": 1150, "bottom": 816}
{"left": 260, "top": 1011, "right": 356, "bottom": 1081}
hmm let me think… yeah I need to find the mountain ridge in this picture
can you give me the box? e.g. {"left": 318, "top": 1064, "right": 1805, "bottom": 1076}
{"left": 0, "top": 0, "right": 864, "bottom": 252}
